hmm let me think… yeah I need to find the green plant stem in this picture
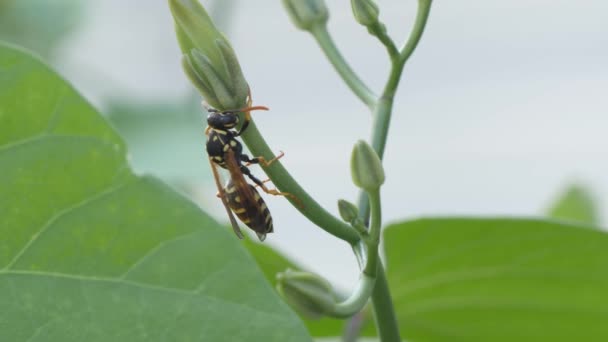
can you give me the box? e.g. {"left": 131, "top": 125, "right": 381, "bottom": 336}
{"left": 370, "top": 266, "right": 401, "bottom": 342}
{"left": 356, "top": 1, "right": 433, "bottom": 341}
{"left": 357, "top": 0, "right": 433, "bottom": 220}
{"left": 330, "top": 274, "right": 375, "bottom": 318}
{"left": 363, "top": 189, "right": 382, "bottom": 277}
{"left": 329, "top": 189, "right": 380, "bottom": 317}
{"left": 399, "top": 0, "right": 433, "bottom": 71}
{"left": 241, "top": 120, "right": 360, "bottom": 245}
{"left": 369, "top": 23, "right": 399, "bottom": 62}
{"left": 310, "top": 24, "right": 377, "bottom": 109}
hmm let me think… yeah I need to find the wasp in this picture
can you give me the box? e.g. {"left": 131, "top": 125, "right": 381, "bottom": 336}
{"left": 206, "top": 97, "right": 294, "bottom": 241}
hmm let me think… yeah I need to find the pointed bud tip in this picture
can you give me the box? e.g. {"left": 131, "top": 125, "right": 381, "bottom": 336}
{"left": 351, "top": 140, "right": 385, "bottom": 191}
{"left": 170, "top": 0, "right": 248, "bottom": 110}
{"left": 282, "top": 0, "right": 329, "bottom": 31}
{"left": 276, "top": 270, "right": 335, "bottom": 319}
{"left": 351, "top": 0, "right": 380, "bottom": 27}
{"left": 338, "top": 199, "right": 359, "bottom": 223}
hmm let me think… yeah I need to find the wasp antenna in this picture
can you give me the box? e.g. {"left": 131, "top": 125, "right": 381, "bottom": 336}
{"left": 240, "top": 105, "right": 269, "bottom": 113}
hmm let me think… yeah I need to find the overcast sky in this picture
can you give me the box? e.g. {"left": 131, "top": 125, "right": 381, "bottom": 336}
{"left": 57, "top": 0, "right": 608, "bottom": 289}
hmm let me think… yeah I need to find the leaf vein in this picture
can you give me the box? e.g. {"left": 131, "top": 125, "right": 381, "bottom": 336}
{"left": 3, "top": 181, "right": 131, "bottom": 270}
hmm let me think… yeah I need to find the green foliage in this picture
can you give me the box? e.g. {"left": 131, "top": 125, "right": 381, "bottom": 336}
{"left": 5, "top": 0, "right": 605, "bottom": 340}
{"left": 547, "top": 184, "right": 599, "bottom": 226}
{"left": 0, "top": 43, "right": 310, "bottom": 341}
{"left": 0, "top": 0, "right": 82, "bottom": 57}
{"left": 385, "top": 217, "right": 608, "bottom": 341}
{"left": 243, "top": 239, "right": 299, "bottom": 286}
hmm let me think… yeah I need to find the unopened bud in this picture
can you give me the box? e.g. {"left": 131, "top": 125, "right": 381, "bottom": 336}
{"left": 338, "top": 199, "right": 359, "bottom": 223}
{"left": 350, "top": 140, "right": 385, "bottom": 191}
{"left": 351, "top": 0, "right": 379, "bottom": 27}
{"left": 276, "top": 269, "right": 335, "bottom": 319}
{"left": 282, "top": 0, "right": 329, "bottom": 31}
{"left": 169, "top": 0, "right": 249, "bottom": 109}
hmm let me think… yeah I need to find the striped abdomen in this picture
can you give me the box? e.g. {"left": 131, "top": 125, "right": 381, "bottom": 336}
{"left": 224, "top": 179, "right": 273, "bottom": 240}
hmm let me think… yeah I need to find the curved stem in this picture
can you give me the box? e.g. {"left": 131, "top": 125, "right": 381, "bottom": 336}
{"left": 241, "top": 120, "right": 360, "bottom": 245}
{"left": 355, "top": 2, "right": 433, "bottom": 341}
{"left": 399, "top": 0, "right": 433, "bottom": 67}
{"left": 310, "top": 25, "right": 377, "bottom": 109}
{"left": 368, "top": 23, "right": 399, "bottom": 62}
{"left": 330, "top": 274, "right": 376, "bottom": 318}
{"left": 330, "top": 187, "right": 380, "bottom": 318}
{"left": 357, "top": 0, "right": 433, "bottom": 220}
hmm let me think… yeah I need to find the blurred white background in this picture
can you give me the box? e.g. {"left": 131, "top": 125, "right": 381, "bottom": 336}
{"left": 32, "top": 0, "right": 608, "bottom": 289}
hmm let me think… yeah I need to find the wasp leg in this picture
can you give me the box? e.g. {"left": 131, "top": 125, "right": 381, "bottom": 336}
{"left": 261, "top": 185, "right": 304, "bottom": 208}
{"left": 242, "top": 151, "right": 285, "bottom": 167}
{"left": 239, "top": 165, "right": 303, "bottom": 207}
{"left": 253, "top": 178, "right": 272, "bottom": 187}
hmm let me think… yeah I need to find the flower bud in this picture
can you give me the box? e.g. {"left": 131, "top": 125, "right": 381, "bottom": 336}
{"left": 276, "top": 269, "right": 335, "bottom": 319}
{"left": 338, "top": 199, "right": 359, "bottom": 223}
{"left": 169, "top": 0, "right": 248, "bottom": 109}
{"left": 350, "top": 140, "right": 385, "bottom": 191}
{"left": 282, "top": 0, "right": 329, "bottom": 31}
{"left": 350, "top": 0, "right": 379, "bottom": 27}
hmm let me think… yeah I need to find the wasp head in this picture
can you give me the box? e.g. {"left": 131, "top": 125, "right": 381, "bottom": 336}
{"left": 207, "top": 109, "right": 239, "bottom": 130}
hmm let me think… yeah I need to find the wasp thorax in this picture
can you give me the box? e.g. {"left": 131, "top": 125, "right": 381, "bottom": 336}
{"left": 207, "top": 111, "right": 239, "bottom": 129}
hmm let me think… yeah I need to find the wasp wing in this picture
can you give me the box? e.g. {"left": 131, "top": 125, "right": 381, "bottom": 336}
{"left": 224, "top": 148, "right": 270, "bottom": 240}
{"left": 209, "top": 156, "right": 243, "bottom": 239}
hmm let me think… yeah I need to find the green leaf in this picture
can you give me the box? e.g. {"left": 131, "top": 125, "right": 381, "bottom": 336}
{"left": 0, "top": 0, "right": 83, "bottom": 57}
{"left": 385, "top": 217, "right": 608, "bottom": 341}
{"left": 243, "top": 238, "right": 300, "bottom": 285}
{"left": 243, "top": 239, "right": 347, "bottom": 337}
{"left": 315, "top": 338, "right": 379, "bottom": 342}
{"left": 547, "top": 184, "right": 599, "bottom": 226}
{"left": 0, "top": 43, "right": 310, "bottom": 342}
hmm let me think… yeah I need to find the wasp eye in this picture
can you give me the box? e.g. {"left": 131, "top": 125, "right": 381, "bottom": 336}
{"left": 220, "top": 112, "right": 239, "bottom": 128}
{"left": 207, "top": 111, "right": 239, "bottom": 129}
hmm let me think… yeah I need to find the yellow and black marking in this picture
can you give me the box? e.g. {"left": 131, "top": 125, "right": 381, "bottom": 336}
{"left": 205, "top": 94, "right": 300, "bottom": 241}
{"left": 205, "top": 95, "right": 269, "bottom": 177}
{"left": 224, "top": 179, "right": 273, "bottom": 241}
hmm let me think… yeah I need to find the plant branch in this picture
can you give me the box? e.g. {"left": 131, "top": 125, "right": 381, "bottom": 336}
{"left": 399, "top": 0, "right": 433, "bottom": 70}
{"left": 354, "top": 1, "right": 433, "bottom": 341}
{"left": 310, "top": 24, "right": 377, "bottom": 109}
{"left": 363, "top": 189, "right": 382, "bottom": 277}
{"left": 241, "top": 120, "right": 360, "bottom": 245}
{"left": 370, "top": 266, "right": 401, "bottom": 342}
{"left": 330, "top": 273, "right": 375, "bottom": 318}
{"left": 357, "top": 0, "right": 433, "bottom": 219}
{"left": 368, "top": 23, "right": 399, "bottom": 62}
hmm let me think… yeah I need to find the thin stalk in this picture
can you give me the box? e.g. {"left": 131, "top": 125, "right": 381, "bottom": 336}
{"left": 241, "top": 120, "right": 360, "bottom": 245}
{"left": 356, "top": 1, "right": 434, "bottom": 341}
{"left": 399, "top": 0, "right": 433, "bottom": 70}
{"left": 310, "top": 25, "right": 377, "bottom": 109}
{"left": 357, "top": 0, "right": 433, "bottom": 220}
{"left": 363, "top": 189, "right": 382, "bottom": 277}
{"left": 368, "top": 23, "right": 399, "bottom": 63}
{"left": 370, "top": 266, "right": 401, "bottom": 342}
{"left": 331, "top": 274, "right": 375, "bottom": 318}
